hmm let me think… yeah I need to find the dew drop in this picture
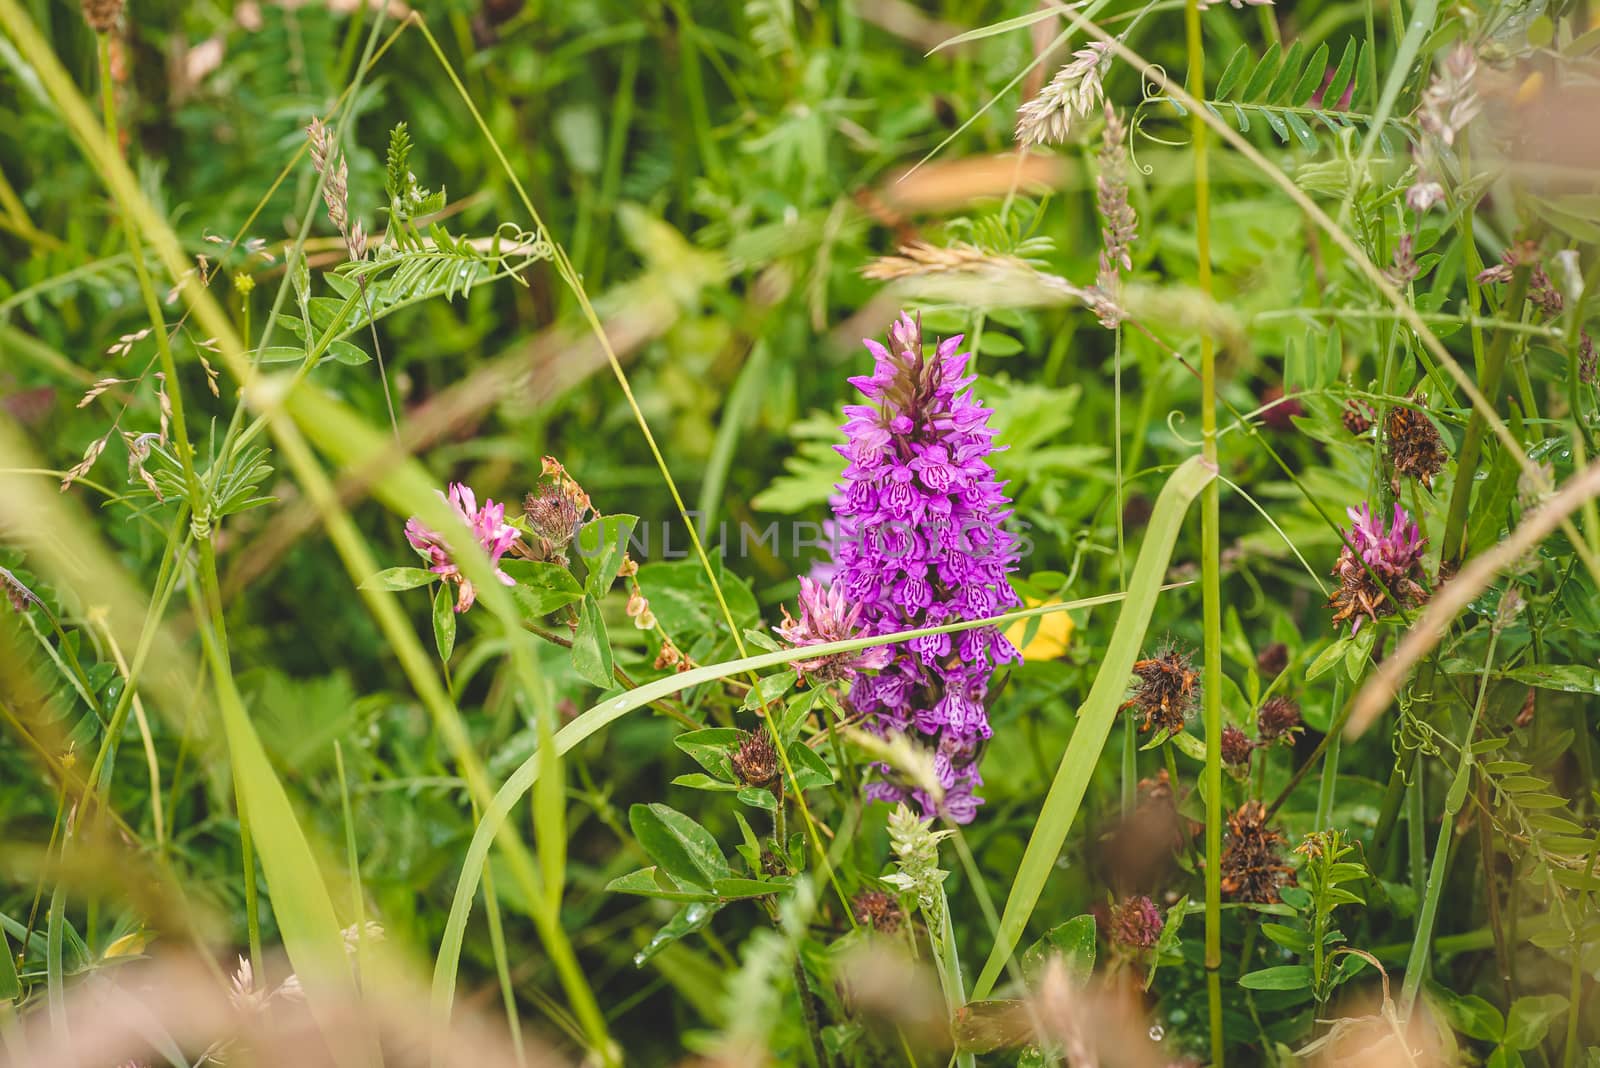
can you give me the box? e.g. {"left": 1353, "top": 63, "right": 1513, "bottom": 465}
{"left": 1148, "top": 1025, "right": 1165, "bottom": 1042}
{"left": 613, "top": 699, "right": 627, "bottom": 710}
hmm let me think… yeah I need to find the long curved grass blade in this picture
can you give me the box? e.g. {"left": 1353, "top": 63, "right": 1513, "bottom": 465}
{"left": 928, "top": 8, "right": 1062, "bottom": 52}
{"left": 972, "top": 455, "right": 1214, "bottom": 998}
{"left": 427, "top": 586, "right": 1166, "bottom": 1024}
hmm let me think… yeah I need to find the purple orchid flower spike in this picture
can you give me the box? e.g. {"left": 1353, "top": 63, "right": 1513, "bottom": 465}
{"left": 827, "top": 312, "right": 1021, "bottom": 824}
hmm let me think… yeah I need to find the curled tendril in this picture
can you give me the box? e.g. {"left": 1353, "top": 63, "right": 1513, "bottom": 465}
{"left": 1394, "top": 707, "right": 1443, "bottom": 781}
{"left": 1166, "top": 409, "right": 1203, "bottom": 447}
{"left": 497, "top": 221, "right": 554, "bottom": 263}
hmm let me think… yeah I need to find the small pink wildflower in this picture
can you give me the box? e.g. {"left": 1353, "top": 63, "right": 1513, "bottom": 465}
{"left": 1329, "top": 502, "right": 1429, "bottom": 634}
{"left": 404, "top": 482, "right": 522, "bottom": 613}
{"left": 776, "top": 576, "right": 893, "bottom": 684}
{"left": 1108, "top": 895, "right": 1163, "bottom": 951}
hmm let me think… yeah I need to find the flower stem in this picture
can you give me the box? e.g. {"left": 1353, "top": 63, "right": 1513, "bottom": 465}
{"left": 1184, "top": 1, "right": 1223, "bottom": 1063}
{"left": 1400, "top": 625, "right": 1499, "bottom": 1014}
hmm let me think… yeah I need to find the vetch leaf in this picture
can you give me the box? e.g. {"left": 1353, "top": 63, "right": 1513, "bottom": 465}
{"left": 1290, "top": 42, "right": 1330, "bottom": 106}
{"left": 1214, "top": 44, "right": 1251, "bottom": 99}
{"left": 1323, "top": 38, "right": 1359, "bottom": 107}
{"left": 1241, "top": 41, "right": 1282, "bottom": 101}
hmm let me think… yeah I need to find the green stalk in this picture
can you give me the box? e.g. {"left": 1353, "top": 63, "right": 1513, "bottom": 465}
{"left": 195, "top": 537, "right": 263, "bottom": 968}
{"left": 1399, "top": 624, "right": 1500, "bottom": 1014}
{"left": 1314, "top": 676, "right": 1345, "bottom": 829}
{"left": 1184, "top": 2, "right": 1224, "bottom": 1063}
{"left": 1564, "top": 838, "right": 1599, "bottom": 1067}
{"left": 99, "top": 28, "right": 268, "bottom": 969}
{"left": 1440, "top": 267, "right": 1531, "bottom": 567}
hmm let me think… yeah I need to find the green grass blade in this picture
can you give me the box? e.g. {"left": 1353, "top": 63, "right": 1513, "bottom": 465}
{"left": 211, "top": 673, "right": 372, "bottom": 1062}
{"left": 0, "top": 923, "right": 17, "bottom": 1001}
{"left": 428, "top": 587, "right": 1154, "bottom": 1023}
{"left": 972, "top": 455, "right": 1214, "bottom": 998}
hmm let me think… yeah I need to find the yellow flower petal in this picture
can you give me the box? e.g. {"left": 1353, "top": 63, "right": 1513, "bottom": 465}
{"left": 103, "top": 930, "right": 148, "bottom": 959}
{"left": 1006, "top": 599, "right": 1075, "bottom": 661}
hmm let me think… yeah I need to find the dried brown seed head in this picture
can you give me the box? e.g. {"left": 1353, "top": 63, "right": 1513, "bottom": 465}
{"left": 732, "top": 729, "right": 779, "bottom": 787}
{"left": 1256, "top": 696, "right": 1303, "bottom": 742}
{"left": 1123, "top": 644, "right": 1199, "bottom": 734}
{"left": 1386, "top": 400, "right": 1448, "bottom": 488}
{"left": 851, "top": 890, "right": 905, "bottom": 935}
{"left": 1219, "top": 800, "right": 1294, "bottom": 905}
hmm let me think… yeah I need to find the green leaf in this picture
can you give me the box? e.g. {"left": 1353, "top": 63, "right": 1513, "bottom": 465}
{"left": 1265, "top": 40, "right": 1306, "bottom": 104}
{"left": 571, "top": 595, "right": 613, "bottom": 687}
{"left": 785, "top": 740, "right": 834, "bottom": 792}
{"left": 1505, "top": 665, "right": 1600, "bottom": 695}
{"left": 1022, "top": 914, "right": 1096, "bottom": 987}
{"left": 670, "top": 773, "right": 740, "bottom": 792}
{"left": 633, "top": 902, "right": 723, "bottom": 967}
{"left": 674, "top": 728, "right": 742, "bottom": 781}
{"left": 1169, "top": 729, "right": 1206, "bottom": 762}
{"left": 259, "top": 345, "right": 307, "bottom": 364}
{"left": 1262, "top": 107, "right": 1291, "bottom": 143}
{"left": 0, "top": 923, "right": 18, "bottom": 1001}
{"left": 1283, "top": 110, "right": 1318, "bottom": 150}
{"left": 1306, "top": 637, "right": 1350, "bottom": 681}
{"left": 326, "top": 340, "right": 370, "bottom": 366}
{"left": 360, "top": 566, "right": 435, "bottom": 591}
{"left": 741, "top": 669, "right": 797, "bottom": 713}
{"left": 606, "top": 867, "right": 716, "bottom": 902}
{"left": 1429, "top": 983, "right": 1506, "bottom": 1041}
{"left": 432, "top": 583, "right": 456, "bottom": 662}
{"left": 1502, "top": 997, "right": 1554, "bottom": 1045}
{"left": 576, "top": 514, "right": 639, "bottom": 597}
{"left": 1214, "top": 45, "right": 1251, "bottom": 99}
{"left": 1346, "top": 625, "right": 1377, "bottom": 681}
{"left": 1239, "top": 964, "right": 1314, "bottom": 991}
{"left": 628, "top": 803, "right": 729, "bottom": 890}
{"left": 501, "top": 559, "right": 585, "bottom": 616}
{"left": 1260, "top": 922, "right": 1311, "bottom": 954}
{"left": 1241, "top": 41, "right": 1282, "bottom": 101}
{"left": 737, "top": 786, "right": 779, "bottom": 810}
{"left": 1289, "top": 42, "right": 1330, "bottom": 106}
{"left": 710, "top": 877, "right": 791, "bottom": 899}
{"left": 973, "top": 456, "right": 1214, "bottom": 998}
{"left": 1323, "top": 38, "right": 1359, "bottom": 108}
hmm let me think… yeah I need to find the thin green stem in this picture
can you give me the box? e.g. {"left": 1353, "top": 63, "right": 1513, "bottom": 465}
{"left": 1440, "top": 267, "right": 1531, "bottom": 567}
{"left": 1184, "top": 3, "right": 1223, "bottom": 1064}
{"left": 1400, "top": 625, "right": 1499, "bottom": 1014}
{"left": 194, "top": 537, "right": 263, "bottom": 968}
